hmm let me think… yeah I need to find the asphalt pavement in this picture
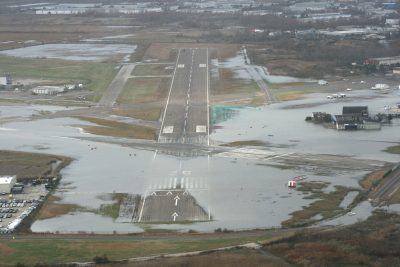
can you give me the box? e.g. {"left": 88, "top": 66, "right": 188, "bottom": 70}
{"left": 158, "top": 48, "right": 209, "bottom": 145}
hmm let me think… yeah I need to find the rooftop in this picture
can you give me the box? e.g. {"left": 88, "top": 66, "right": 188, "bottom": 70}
{"left": 0, "top": 176, "right": 16, "bottom": 184}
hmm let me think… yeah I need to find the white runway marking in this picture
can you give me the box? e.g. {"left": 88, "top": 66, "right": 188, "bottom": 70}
{"left": 162, "top": 126, "right": 174, "bottom": 134}
{"left": 158, "top": 48, "right": 182, "bottom": 141}
{"left": 173, "top": 177, "right": 177, "bottom": 189}
{"left": 206, "top": 48, "right": 210, "bottom": 146}
{"left": 199, "top": 63, "right": 206, "bottom": 68}
{"left": 196, "top": 125, "right": 207, "bottom": 133}
{"left": 181, "top": 177, "right": 184, "bottom": 188}
{"left": 177, "top": 64, "right": 185, "bottom": 68}
{"left": 138, "top": 191, "right": 147, "bottom": 222}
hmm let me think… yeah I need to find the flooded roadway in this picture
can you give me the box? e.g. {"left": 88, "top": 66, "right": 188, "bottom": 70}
{"left": 0, "top": 88, "right": 399, "bottom": 233}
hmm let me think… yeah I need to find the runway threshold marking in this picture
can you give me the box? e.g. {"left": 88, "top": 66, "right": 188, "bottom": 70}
{"left": 162, "top": 126, "right": 174, "bottom": 134}
{"left": 196, "top": 125, "right": 207, "bottom": 133}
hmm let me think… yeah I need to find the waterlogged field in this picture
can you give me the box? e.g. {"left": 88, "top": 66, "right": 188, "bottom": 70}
{"left": 0, "top": 86, "right": 398, "bottom": 233}
{"left": 0, "top": 43, "right": 136, "bottom": 62}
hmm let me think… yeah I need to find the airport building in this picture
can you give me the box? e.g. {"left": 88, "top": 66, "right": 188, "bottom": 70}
{"left": 0, "top": 176, "right": 16, "bottom": 194}
{"left": 31, "top": 86, "right": 64, "bottom": 95}
{"left": 365, "top": 56, "right": 400, "bottom": 66}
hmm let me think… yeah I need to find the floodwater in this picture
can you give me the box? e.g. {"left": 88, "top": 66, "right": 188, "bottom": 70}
{"left": 82, "top": 34, "right": 136, "bottom": 43}
{"left": 212, "top": 89, "right": 400, "bottom": 162}
{"left": 220, "top": 48, "right": 316, "bottom": 84}
{"left": 0, "top": 88, "right": 399, "bottom": 233}
{"left": 0, "top": 43, "right": 136, "bottom": 61}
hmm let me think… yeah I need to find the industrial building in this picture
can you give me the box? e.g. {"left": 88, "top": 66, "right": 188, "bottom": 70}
{"left": 0, "top": 73, "right": 12, "bottom": 87}
{"left": 0, "top": 176, "right": 16, "bottom": 194}
{"left": 365, "top": 56, "right": 400, "bottom": 67}
{"left": 330, "top": 106, "right": 381, "bottom": 130}
{"left": 31, "top": 86, "right": 64, "bottom": 95}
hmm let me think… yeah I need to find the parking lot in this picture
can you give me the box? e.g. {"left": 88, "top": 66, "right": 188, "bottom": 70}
{"left": 0, "top": 184, "right": 48, "bottom": 234}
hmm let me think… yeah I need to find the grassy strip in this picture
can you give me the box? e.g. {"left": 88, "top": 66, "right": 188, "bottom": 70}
{"left": 117, "top": 77, "right": 170, "bottom": 104}
{"left": 77, "top": 116, "right": 157, "bottom": 140}
{"left": 212, "top": 68, "right": 260, "bottom": 94}
{"left": 0, "top": 231, "right": 294, "bottom": 265}
{"left": 221, "top": 140, "right": 269, "bottom": 147}
{"left": 97, "top": 193, "right": 127, "bottom": 219}
{"left": 132, "top": 64, "right": 173, "bottom": 76}
{"left": 113, "top": 107, "right": 162, "bottom": 121}
{"left": 0, "top": 150, "right": 71, "bottom": 181}
{"left": 0, "top": 56, "right": 117, "bottom": 102}
{"left": 360, "top": 169, "right": 387, "bottom": 190}
{"left": 282, "top": 184, "right": 352, "bottom": 228}
{"left": 383, "top": 145, "right": 400, "bottom": 154}
{"left": 267, "top": 211, "right": 400, "bottom": 267}
{"left": 249, "top": 95, "right": 266, "bottom": 106}
{"left": 272, "top": 90, "right": 305, "bottom": 101}
{"left": 36, "top": 195, "right": 80, "bottom": 220}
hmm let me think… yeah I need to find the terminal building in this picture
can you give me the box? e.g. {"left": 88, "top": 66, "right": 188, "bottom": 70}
{"left": 0, "top": 176, "right": 16, "bottom": 194}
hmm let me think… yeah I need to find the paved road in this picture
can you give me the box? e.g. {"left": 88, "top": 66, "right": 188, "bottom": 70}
{"left": 97, "top": 64, "right": 135, "bottom": 107}
{"left": 158, "top": 48, "right": 209, "bottom": 145}
{"left": 372, "top": 164, "right": 400, "bottom": 201}
{"left": 242, "top": 46, "right": 276, "bottom": 104}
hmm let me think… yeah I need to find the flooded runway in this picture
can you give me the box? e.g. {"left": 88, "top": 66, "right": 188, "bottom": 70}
{"left": 0, "top": 87, "right": 399, "bottom": 233}
{"left": 139, "top": 190, "right": 209, "bottom": 223}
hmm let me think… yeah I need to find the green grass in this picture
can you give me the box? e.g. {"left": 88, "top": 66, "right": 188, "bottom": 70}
{"left": 76, "top": 116, "right": 157, "bottom": 140}
{"left": 282, "top": 185, "right": 352, "bottom": 228}
{"left": 0, "top": 55, "right": 117, "bottom": 102}
{"left": 132, "top": 64, "right": 173, "bottom": 76}
{"left": 222, "top": 140, "right": 269, "bottom": 147}
{"left": 0, "top": 231, "right": 294, "bottom": 266}
{"left": 117, "top": 77, "right": 169, "bottom": 104}
{"left": 0, "top": 150, "right": 71, "bottom": 181}
{"left": 113, "top": 107, "right": 162, "bottom": 121}
{"left": 383, "top": 145, "right": 400, "bottom": 154}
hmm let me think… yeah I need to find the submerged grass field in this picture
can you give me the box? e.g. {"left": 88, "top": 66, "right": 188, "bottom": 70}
{"left": 112, "top": 107, "right": 162, "bottom": 121}
{"left": 383, "top": 145, "right": 400, "bottom": 154}
{"left": 282, "top": 183, "right": 353, "bottom": 228}
{"left": 77, "top": 116, "right": 157, "bottom": 140}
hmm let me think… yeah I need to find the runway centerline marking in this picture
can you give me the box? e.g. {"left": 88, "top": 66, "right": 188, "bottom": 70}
{"left": 206, "top": 48, "right": 210, "bottom": 146}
